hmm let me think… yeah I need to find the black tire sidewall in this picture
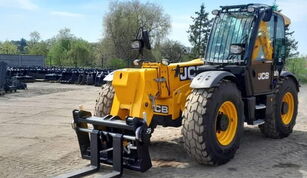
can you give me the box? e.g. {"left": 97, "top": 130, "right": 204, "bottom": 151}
{"left": 274, "top": 78, "right": 298, "bottom": 135}
{"left": 204, "top": 82, "right": 244, "bottom": 163}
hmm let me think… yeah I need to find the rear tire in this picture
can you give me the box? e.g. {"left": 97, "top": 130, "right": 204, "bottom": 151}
{"left": 259, "top": 77, "right": 298, "bottom": 138}
{"left": 182, "top": 80, "right": 244, "bottom": 165}
{"left": 94, "top": 82, "right": 114, "bottom": 116}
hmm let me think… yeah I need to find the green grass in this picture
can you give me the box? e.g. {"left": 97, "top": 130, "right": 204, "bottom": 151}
{"left": 285, "top": 57, "right": 307, "bottom": 83}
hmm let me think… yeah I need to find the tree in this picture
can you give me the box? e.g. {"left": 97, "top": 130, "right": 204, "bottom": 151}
{"left": 272, "top": 4, "right": 299, "bottom": 59}
{"left": 47, "top": 28, "right": 95, "bottom": 67}
{"left": 0, "top": 41, "right": 19, "bottom": 54}
{"left": 68, "top": 39, "right": 94, "bottom": 67}
{"left": 27, "top": 41, "right": 49, "bottom": 56}
{"left": 285, "top": 27, "right": 299, "bottom": 58}
{"left": 48, "top": 28, "right": 74, "bottom": 66}
{"left": 159, "top": 39, "right": 187, "bottom": 63}
{"left": 48, "top": 40, "right": 68, "bottom": 66}
{"left": 27, "top": 31, "right": 49, "bottom": 56}
{"left": 106, "top": 58, "right": 126, "bottom": 69}
{"left": 188, "top": 4, "right": 212, "bottom": 58}
{"left": 92, "top": 42, "right": 107, "bottom": 67}
{"left": 103, "top": 0, "right": 171, "bottom": 66}
{"left": 56, "top": 28, "right": 75, "bottom": 40}
{"left": 11, "top": 38, "right": 27, "bottom": 54}
{"left": 18, "top": 38, "right": 27, "bottom": 54}
{"left": 29, "top": 31, "right": 40, "bottom": 43}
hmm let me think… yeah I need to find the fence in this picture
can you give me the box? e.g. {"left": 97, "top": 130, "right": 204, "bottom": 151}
{"left": 0, "top": 54, "right": 45, "bottom": 67}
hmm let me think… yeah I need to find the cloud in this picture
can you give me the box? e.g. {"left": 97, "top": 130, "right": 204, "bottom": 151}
{"left": 17, "top": 0, "right": 38, "bottom": 10}
{"left": 50, "top": 11, "right": 84, "bottom": 17}
{"left": 278, "top": 0, "right": 307, "bottom": 22}
{"left": 0, "top": 0, "right": 38, "bottom": 10}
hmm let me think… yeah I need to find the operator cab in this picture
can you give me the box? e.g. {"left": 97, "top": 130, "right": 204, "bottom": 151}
{"left": 200, "top": 4, "right": 290, "bottom": 96}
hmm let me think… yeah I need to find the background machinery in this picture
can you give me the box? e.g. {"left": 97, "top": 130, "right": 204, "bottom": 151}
{"left": 63, "top": 4, "right": 299, "bottom": 177}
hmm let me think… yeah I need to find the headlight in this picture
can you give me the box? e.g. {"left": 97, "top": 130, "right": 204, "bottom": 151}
{"left": 133, "top": 59, "right": 140, "bottom": 66}
{"left": 161, "top": 59, "right": 169, "bottom": 65}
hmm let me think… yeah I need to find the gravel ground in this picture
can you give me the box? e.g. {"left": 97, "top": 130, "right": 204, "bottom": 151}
{"left": 0, "top": 82, "right": 306, "bottom": 178}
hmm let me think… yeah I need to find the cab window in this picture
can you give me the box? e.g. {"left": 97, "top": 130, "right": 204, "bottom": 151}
{"left": 274, "top": 15, "right": 286, "bottom": 62}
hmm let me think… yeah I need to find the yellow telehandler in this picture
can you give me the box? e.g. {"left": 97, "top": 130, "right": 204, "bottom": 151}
{"left": 61, "top": 4, "right": 299, "bottom": 177}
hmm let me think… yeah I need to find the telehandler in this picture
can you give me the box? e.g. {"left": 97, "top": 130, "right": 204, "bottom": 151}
{"left": 62, "top": 4, "right": 299, "bottom": 177}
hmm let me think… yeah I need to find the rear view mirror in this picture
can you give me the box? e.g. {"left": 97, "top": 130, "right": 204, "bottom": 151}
{"left": 131, "top": 40, "right": 143, "bottom": 50}
{"left": 262, "top": 8, "right": 273, "bottom": 22}
{"left": 131, "top": 28, "right": 151, "bottom": 52}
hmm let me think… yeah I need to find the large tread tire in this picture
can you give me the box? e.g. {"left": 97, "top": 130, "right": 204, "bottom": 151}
{"left": 182, "top": 80, "right": 244, "bottom": 165}
{"left": 94, "top": 82, "right": 115, "bottom": 117}
{"left": 259, "top": 77, "right": 298, "bottom": 138}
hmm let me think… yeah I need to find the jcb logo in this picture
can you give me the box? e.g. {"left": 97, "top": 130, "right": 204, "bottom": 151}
{"left": 180, "top": 66, "right": 198, "bottom": 81}
{"left": 257, "top": 72, "right": 270, "bottom": 80}
{"left": 154, "top": 105, "right": 168, "bottom": 114}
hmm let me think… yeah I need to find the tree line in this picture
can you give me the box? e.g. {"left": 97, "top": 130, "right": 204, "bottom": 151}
{"left": 0, "top": 0, "right": 300, "bottom": 69}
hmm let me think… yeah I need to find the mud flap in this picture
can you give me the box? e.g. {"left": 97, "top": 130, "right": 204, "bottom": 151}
{"left": 57, "top": 110, "right": 152, "bottom": 178}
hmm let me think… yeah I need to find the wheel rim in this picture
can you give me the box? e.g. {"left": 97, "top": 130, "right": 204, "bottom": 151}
{"left": 281, "top": 92, "right": 294, "bottom": 125}
{"left": 216, "top": 101, "right": 238, "bottom": 146}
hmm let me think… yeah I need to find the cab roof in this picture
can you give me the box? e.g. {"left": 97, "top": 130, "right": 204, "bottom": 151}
{"left": 275, "top": 11, "right": 291, "bottom": 26}
{"left": 219, "top": 4, "right": 291, "bottom": 27}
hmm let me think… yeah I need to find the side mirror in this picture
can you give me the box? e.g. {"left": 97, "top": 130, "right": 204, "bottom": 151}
{"left": 131, "top": 40, "right": 143, "bottom": 50}
{"left": 262, "top": 8, "right": 273, "bottom": 22}
{"left": 131, "top": 28, "right": 151, "bottom": 52}
{"left": 230, "top": 44, "right": 245, "bottom": 55}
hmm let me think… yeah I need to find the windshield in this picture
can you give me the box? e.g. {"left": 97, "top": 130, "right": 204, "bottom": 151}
{"left": 205, "top": 12, "right": 254, "bottom": 64}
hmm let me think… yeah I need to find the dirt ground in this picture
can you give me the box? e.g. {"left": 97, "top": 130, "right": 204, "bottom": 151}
{"left": 0, "top": 82, "right": 306, "bottom": 178}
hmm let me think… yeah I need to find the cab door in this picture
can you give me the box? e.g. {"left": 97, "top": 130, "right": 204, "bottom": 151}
{"left": 249, "top": 15, "right": 278, "bottom": 95}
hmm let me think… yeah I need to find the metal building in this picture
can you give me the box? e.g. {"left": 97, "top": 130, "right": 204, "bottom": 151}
{"left": 0, "top": 54, "right": 45, "bottom": 67}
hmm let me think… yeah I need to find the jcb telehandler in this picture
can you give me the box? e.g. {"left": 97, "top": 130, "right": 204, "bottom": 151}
{"left": 62, "top": 4, "right": 299, "bottom": 177}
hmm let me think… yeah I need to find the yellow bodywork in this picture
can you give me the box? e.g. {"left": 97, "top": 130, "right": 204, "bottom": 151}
{"left": 276, "top": 11, "right": 291, "bottom": 27}
{"left": 110, "top": 59, "right": 204, "bottom": 125}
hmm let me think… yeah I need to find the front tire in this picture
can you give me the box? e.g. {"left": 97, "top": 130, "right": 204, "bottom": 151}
{"left": 94, "top": 82, "right": 114, "bottom": 116}
{"left": 259, "top": 77, "right": 298, "bottom": 138}
{"left": 182, "top": 80, "right": 244, "bottom": 165}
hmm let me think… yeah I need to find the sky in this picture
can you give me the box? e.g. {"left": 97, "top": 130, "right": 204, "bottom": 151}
{"left": 0, "top": 0, "right": 306, "bottom": 55}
